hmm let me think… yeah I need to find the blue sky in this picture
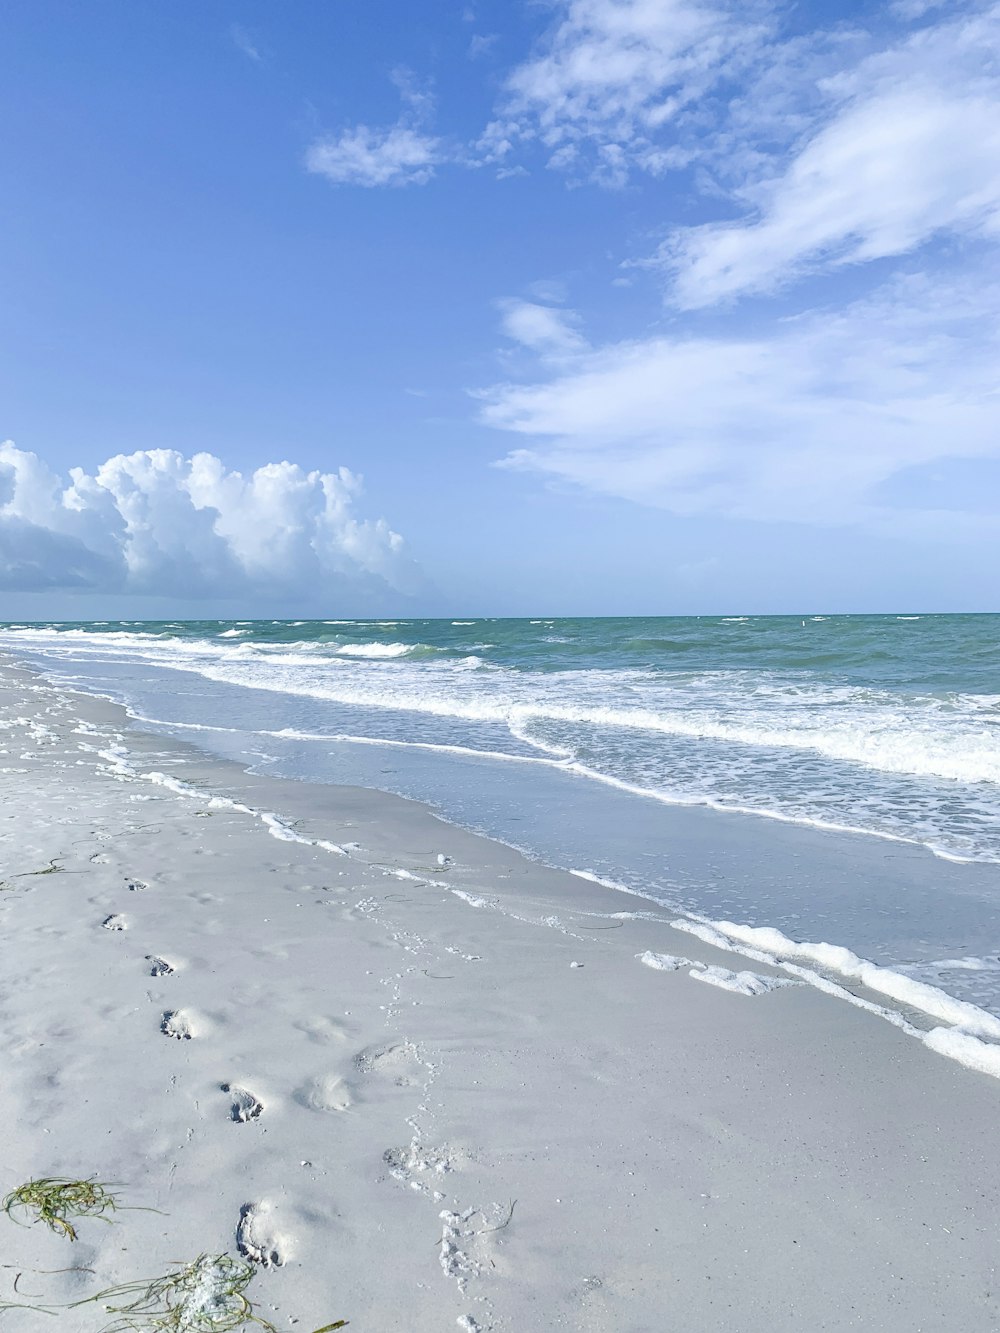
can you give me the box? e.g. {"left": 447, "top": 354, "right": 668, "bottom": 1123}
{"left": 2, "top": 0, "right": 999, "bottom": 616}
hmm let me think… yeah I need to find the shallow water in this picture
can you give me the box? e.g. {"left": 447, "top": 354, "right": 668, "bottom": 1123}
{"left": 3, "top": 614, "right": 999, "bottom": 1013}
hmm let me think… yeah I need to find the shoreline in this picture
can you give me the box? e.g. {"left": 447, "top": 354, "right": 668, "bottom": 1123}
{"left": 2, "top": 659, "right": 1000, "bottom": 1328}
{"left": 10, "top": 649, "right": 1000, "bottom": 1073}
{"left": 11, "top": 652, "right": 1000, "bottom": 1064}
{"left": 3, "top": 614, "right": 997, "bottom": 871}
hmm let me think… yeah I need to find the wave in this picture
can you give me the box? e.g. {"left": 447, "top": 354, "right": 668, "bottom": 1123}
{"left": 333, "top": 642, "right": 420, "bottom": 658}
{"left": 171, "top": 667, "right": 1000, "bottom": 785}
{"left": 85, "top": 728, "right": 1000, "bottom": 1081}
{"left": 3, "top": 619, "right": 1000, "bottom": 863}
{"left": 4, "top": 625, "right": 999, "bottom": 786}
{"left": 118, "top": 704, "right": 988, "bottom": 864}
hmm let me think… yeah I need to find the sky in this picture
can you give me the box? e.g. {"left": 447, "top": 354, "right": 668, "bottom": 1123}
{"left": 2, "top": 0, "right": 999, "bottom": 617}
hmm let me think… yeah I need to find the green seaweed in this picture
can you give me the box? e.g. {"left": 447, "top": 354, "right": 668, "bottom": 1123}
{"left": 16, "top": 859, "right": 67, "bottom": 877}
{"left": 72, "top": 1254, "right": 347, "bottom": 1332}
{"left": 3, "top": 1178, "right": 120, "bottom": 1241}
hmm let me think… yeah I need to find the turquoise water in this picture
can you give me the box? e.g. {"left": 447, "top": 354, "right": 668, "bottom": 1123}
{"left": 5, "top": 613, "right": 1000, "bottom": 1016}
{"left": 2, "top": 613, "right": 998, "bottom": 862}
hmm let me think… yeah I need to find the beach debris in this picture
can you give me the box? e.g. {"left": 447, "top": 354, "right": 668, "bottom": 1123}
{"left": 71, "top": 1252, "right": 345, "bottom": 1330}
{"left": 16, "top": 859, "right": 66, "bottom": 878}
{"left": 570, "top": 961, "right": 583, "bottom": 968}
{"left": 2, "top": 1177, "right": 120, "bottom": 1241}
{"left": 0, "top": 1249, "right": 346, "bottom": 1331}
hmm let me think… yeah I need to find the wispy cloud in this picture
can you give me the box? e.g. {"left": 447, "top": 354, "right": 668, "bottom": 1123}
{"left": 230, "top": 24, "right": 262, "bottom": 64}
{"left": 468, "top": 33, "right": 499, "bottom": 59}
{"left": 498, "top": 299, "right": 588, "bottom": 355}
{"left": 0, "top": 445, "right": 420, "bottom": 597}
{"left": 479, "top": 267, "right": 1000, "bottom": 531}
{"left": 663, "top": 6, "right": 1000, "bottom": 306}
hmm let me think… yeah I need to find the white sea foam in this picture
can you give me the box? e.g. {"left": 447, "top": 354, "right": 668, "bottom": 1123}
{"left": 638, "top": 951, "right": 691, "bottom": 971}
{"left": 95, "top": 745, "right": 350, "bottom": 858}
{"left": 667, "top": 914, "right": 1000, "bottom": 1079}
{"left": 689, "top": 965, "right": 799, "bottom": 996}
{"left": 672, "top": 919, "right": 1000, "bottom": 1039}
{"left": 922, "top": 1026, "right": 1000, "bottom": 1078}
{"left": 334, "top": 642, "right": 418, "bottom": 658}
{"left": 3, "top": 621, "right": 999, "bottom": 865}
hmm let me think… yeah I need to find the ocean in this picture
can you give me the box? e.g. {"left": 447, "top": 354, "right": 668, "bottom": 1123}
{"left": 3, "top": 613, "right": 999, "bottom": 1016}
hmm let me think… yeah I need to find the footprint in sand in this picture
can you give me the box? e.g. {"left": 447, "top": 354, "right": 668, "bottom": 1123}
{"left": 222, "top": 1083, "right": 264, "bottom": 1122}
{"left": 294, "top": 1073, "right": 353, "bottom": 1113}
{"left": 160, "top": 1009, "right": 197, "bottom": 1040}
{"left": 293, "top": 1015, "right": 351, "bottom": 1045}
{"left": 237, "top": 1201, "right": 289, "bottom": 1268}
{"left": 145, "top": 955, "right": 176, "bottom": 977}
{"left": 355, "top": 1040, "right": 425, "bottom": 1087}
{"left": 126, "top": 878, "right": 149, "bottom": 892}
{"left": 102, "top": 914, "right": 127, "bottom": 931}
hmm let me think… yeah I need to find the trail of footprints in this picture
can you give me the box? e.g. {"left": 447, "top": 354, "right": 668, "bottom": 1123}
{"left": 97, "top": 858, "right": 413, "bottom": 1276}
{"left": 90, "top": 789, "right": 501, "bottom": 1320}
{"left": 97, "top": 866, "right": 282, "bottom": 1264}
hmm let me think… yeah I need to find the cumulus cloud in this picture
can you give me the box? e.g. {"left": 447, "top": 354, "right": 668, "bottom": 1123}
{"left": 479, "top": 269, "right": 1000, "bottom": 530}
{"left": 306, "top": 67, "right": 443, "bottom": 188}
{"left": 0, "top": 445, "right": 420, "bottom": 599}
{"left": 664, "top": 5, "right": 1000, "bottom": 305}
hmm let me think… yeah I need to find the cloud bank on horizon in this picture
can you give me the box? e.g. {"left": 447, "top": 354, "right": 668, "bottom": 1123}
{"left": 0, "top": 444, "right": 418, "bottom": 602}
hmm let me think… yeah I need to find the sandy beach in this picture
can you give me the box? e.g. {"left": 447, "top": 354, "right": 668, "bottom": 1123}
{"left": 2, "top": 655, "right": 1000, "bottom": 1332}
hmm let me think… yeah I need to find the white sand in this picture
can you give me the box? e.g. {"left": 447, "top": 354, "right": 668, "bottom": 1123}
{"left": 2, "top": 659, "right": 1000, "bottom": 1331}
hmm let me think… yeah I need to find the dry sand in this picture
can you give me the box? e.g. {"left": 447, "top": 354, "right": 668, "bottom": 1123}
{"left": 1, "top": 659, "right": 999, "bottom": 1331}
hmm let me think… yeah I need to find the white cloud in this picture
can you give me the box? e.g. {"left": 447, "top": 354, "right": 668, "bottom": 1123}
{"left": 486, "top": 0, "right": 770, "bottom": 184}
{"left": 498, "top": 299, "right": 587, "bottom": 354}
{"left": 479, "top": 269, "right": 1000, "bottom": 529}
{"left": 306, "top": 66, "right": 443, "bottom": 189}
{"left": 0, "top": 445, "right": 419, "bottom": 598}
{"left": 231, "top": 24, "right": 262, "bottom": 63}
{"left": 305, "top": 124, "right": 441, "bottom": 188}
{"left": 469, "top": 33, "right": 499, "bottom": 59}
{"left": 665, "top": 5, "right": 1000, "bottom": 305}
{"left": 230, "top": 24, "right": 262, "bottom": 63}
